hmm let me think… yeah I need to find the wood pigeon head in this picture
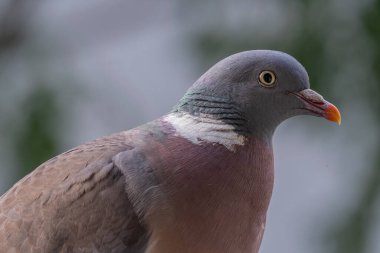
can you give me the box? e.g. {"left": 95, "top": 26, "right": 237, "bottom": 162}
{"left": 175, "top": 50, "right": 341, "bottom": 137}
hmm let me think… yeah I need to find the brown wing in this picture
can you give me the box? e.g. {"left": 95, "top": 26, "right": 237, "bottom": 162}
{"left": 0, "top": 132, "right": 148, "bottom": 253}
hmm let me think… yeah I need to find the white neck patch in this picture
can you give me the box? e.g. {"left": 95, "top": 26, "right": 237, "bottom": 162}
{"left": 164, "top": 112, "right": 246, "bottom": 151}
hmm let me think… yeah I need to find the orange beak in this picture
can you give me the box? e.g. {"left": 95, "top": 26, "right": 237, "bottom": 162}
{"left": 324, "top": 103, "right": 341, "bottom": 125}
{"left": 292, "top": 89, "right": 341, "bottom": 125}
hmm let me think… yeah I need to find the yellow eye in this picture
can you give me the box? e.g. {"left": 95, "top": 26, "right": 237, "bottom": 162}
{"left": 258, "top": 70, "right": 276, "bottom": 87}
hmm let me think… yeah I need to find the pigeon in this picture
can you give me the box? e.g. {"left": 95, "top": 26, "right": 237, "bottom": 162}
{"left": 0, "top": 50, "right": 341, "bottom": 253}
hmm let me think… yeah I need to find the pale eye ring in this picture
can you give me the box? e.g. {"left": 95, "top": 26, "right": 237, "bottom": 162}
{"left": 258, "top": 70, "right": 276, "bottom": 87}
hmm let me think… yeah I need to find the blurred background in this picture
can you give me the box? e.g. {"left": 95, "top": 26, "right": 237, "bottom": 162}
{"left": 0, "top": 0, "right": 379, "bottom": 252}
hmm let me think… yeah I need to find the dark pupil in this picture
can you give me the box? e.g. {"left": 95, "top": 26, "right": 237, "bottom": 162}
{"left": 263, "top": 73, "right": 272, "bottom": 83}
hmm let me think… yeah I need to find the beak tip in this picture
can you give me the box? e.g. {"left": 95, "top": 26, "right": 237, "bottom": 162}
{"left": 326, "top": 103, "right": 341, "bottom": 125}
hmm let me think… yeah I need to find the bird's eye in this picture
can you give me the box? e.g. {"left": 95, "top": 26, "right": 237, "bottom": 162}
{"left": 258, "top": 70, "right": 276, "bottom": 87}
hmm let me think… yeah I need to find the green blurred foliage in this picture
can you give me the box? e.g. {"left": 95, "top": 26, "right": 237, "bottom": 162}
{"left": 0, "top": 0, "right": 65, "bottom": 190}
{"left": 363, "top": 0, "right": 380, "bottom": 116}
{"left": 12, "top": 84, "right": 60, "bottom": 175}
{"left": 326, "top": 1, "right": 380, "bottom": 253}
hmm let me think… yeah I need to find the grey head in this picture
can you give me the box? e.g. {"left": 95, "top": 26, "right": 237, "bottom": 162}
{"left": 175, "top": 50, "right": 340, "bottom": 138}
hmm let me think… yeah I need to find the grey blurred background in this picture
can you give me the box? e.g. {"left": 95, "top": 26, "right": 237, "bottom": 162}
{"left": 0, "top": 0, "right": 379, "bottom": 252}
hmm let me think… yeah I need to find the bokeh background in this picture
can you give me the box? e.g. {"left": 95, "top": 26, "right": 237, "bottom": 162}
{"left": 0, "top": 0, "right": 379, "bottom": 252}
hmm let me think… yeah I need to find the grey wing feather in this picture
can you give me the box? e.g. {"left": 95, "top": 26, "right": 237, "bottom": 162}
{"left": 0, "top": 133, "right": 149, "bottom": 253}
{"left": 113, "top": 149, "right": 161, "bottom": 218}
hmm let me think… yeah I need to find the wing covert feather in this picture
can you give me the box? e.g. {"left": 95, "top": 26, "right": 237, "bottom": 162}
{"left": 0, "top": 132, "right": 149, "bottom": 253}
